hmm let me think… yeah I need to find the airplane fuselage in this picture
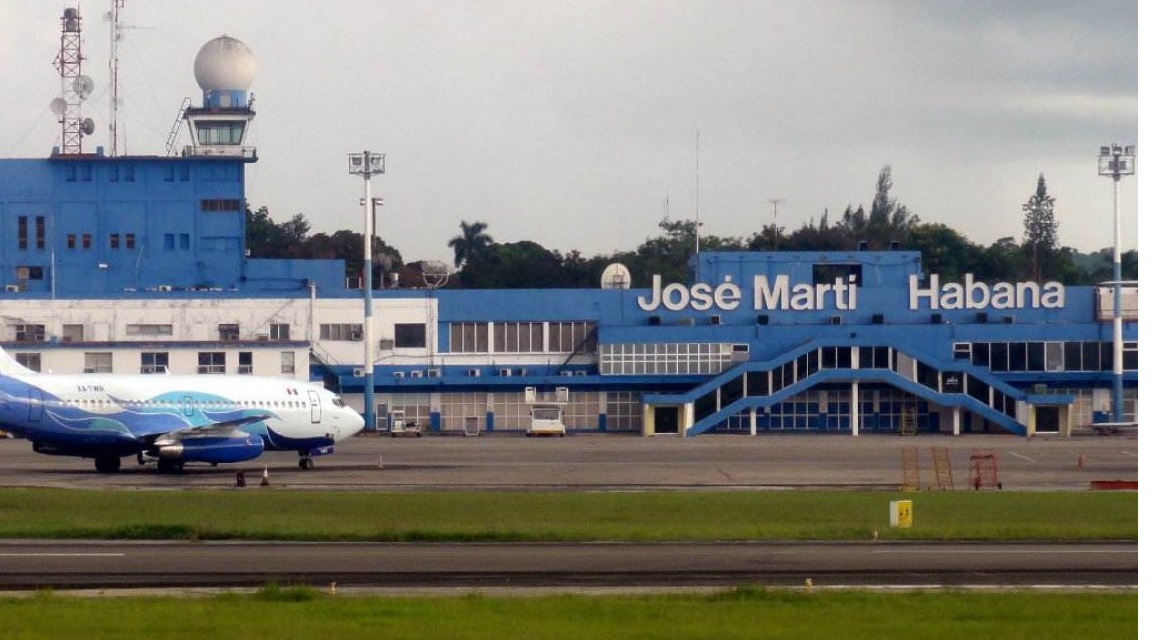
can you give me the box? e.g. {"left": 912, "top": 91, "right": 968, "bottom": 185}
{"left": 0, "top": 364, "right": 365, "bottom": 473}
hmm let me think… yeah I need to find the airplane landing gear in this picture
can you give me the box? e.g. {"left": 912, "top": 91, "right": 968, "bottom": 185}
{"left": 94, "top": 455, "right": 121, "bottom": 474}
{"left": 298, "top": 455, "right": 314, "bottom": 470}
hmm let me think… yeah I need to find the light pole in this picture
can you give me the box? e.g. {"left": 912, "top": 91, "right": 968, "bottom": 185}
{"left": 349, "top": 151, "right": 385, "bottom": 431}
{"left": 1096, "top": 143, "right": 1134, "bottom": 423}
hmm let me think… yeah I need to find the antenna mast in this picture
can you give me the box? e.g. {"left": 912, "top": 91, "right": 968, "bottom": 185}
{"left": 109, "top": 0, "right": 125, "bottom": 156}
{"left": 53, "top": 7, "right": 94, "bottom": 155}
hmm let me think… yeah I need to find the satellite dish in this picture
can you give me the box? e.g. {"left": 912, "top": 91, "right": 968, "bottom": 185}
{"left": 80, "top": 118, "right": 96, "bottom": 135}
{"left": 50, "top": 97, "right": 67, "bottom": 115}
{"left": 422, "top": 261, "right": 451, "bottom": 289}
{"left": 73, "top": 75, "right": 95, "bottom": 99}
{"left": 600, "top": 263, "right": 632, "bottom": 290}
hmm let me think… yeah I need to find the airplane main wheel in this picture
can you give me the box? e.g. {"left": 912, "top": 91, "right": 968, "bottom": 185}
{"left": 157, "top": 459, "right": 184, "bottom": 474}
{"left": 94, "top": 455, "right": 121, "bottom": 474}
{"left": 298, "top": 458, "right": 314, "bottom": 470}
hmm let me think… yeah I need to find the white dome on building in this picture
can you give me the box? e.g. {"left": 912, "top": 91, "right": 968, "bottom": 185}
{"left": 193, "top": 35, "right": 256, "bottom": 92}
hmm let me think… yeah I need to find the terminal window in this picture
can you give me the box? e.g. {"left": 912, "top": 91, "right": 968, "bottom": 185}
{"left": 140, "top": 352, "right": 169, "bottom": 374}
{"left": 10, "top": 324, "right": 45, "bottom": 343}
{"left": 197, "top": 352, "right": 226, "bottom": 375}
{"left": 394, "top": 323, "right": 427, "bottom": 349}
{"left": 14, "top": 353, "right": 41, "bottom": 372}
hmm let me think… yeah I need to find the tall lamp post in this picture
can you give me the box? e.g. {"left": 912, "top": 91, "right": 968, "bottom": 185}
{"left": 349, "top": 151, "right": 385, "bottom": 431}
{"left": 1097, "top": 143, "right": 1134, "bottom": 423}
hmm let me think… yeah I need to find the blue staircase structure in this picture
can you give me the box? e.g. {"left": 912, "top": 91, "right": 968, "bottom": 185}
{"left": 642, "top": 338, "right": 1031, "bottom": 436}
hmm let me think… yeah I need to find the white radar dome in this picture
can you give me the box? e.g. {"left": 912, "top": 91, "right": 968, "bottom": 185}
{"left": 193, "top": 35, "right": 256, "bottom": 92}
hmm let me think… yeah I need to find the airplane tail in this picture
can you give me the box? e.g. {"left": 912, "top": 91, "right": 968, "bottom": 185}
{"left": 0, "top": 346, "right": 34, "bottom": 375}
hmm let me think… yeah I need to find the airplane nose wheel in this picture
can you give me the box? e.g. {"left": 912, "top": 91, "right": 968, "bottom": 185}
{"left": 298, "top": 456, "right": 314, "bottom": 470}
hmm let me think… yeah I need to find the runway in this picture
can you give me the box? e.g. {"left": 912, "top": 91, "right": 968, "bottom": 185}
{"left": 0, "top": 540, "right": 1136, "bottom": 590}
{"left": 0, "top": 433, "right": 1136, "bottom": 593}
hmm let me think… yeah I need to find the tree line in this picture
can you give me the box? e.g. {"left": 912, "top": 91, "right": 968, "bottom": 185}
{"left": 246, "top": 166, "right": 1137, "bottom": 289}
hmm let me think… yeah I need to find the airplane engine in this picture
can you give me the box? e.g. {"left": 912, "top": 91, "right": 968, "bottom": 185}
{"left": 154, "top": 433, "right": 264, "bottom": 464}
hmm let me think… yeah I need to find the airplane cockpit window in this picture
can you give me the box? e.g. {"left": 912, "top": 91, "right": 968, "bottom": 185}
{"left": 331, "top": 397, "right": 345, "bottom": 408}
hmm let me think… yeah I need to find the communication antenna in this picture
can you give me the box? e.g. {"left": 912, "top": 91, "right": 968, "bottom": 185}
{"left": 767, "top": 198, "right": 786, "bottom": 251}
{"left": 53, "top": 7, "right": 93, "bottom": 155}
{"left": 108, "top": 0, "right": 125, "bottom": 156}
{"left": 600, "top": 263, "right": 632, "bottom": 290}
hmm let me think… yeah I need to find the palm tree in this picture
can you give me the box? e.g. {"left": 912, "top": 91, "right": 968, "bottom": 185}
{"left": 448, "top": 220, "right": 494, "bottom": 268}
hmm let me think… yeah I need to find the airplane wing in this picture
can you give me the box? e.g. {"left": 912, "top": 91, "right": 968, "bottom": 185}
{"left": 148, "top": 413, "right": 272, "bottom": 441}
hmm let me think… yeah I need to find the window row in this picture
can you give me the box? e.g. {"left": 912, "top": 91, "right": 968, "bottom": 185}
{"left": 600, "top": 343, "right": 733, "bottom": 376}
{"left": 448, "top": 322, "right": 596, "bottom": 354}
{"left": 11, "top": 351, "right": 295, "bottom": 376}
{"left": 955, "top": 341, "right": 1138, "bottom": 373}
{"left": 8, "top": 323, "right": 293, "bottom": 343}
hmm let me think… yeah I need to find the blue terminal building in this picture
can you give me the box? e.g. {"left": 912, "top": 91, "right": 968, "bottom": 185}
{"left": 0, "top": 34, "right": 1137, "bottom": 439}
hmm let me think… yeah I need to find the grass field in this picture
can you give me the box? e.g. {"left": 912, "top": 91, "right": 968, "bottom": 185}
{"left": 0, "top": 586, "right": 1136, "bottom": 640}
{"left": 0, "top": 488, "right": 1135, "bottom": 541}
{"left": 0, "top": 489, "right": 1135, "bottom": 638}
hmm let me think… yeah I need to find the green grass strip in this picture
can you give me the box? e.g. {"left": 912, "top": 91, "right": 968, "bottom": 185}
{"left": 0, "top": 489, "right": 1134, "bottom": 541}
{"left": 0, "top": 588, "right": 1136, "bottom": 640}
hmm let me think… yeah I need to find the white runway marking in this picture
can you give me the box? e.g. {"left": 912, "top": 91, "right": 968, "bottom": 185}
{"left": 1007, "top": 451, "right": 1035, "bottom": 463}
{"left": 0, "top": 553, "right": 125, "bottom": 557}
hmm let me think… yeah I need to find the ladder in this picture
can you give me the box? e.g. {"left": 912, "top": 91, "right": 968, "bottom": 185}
{"left": 164, "top": 97, "right": 191, "bottom": 156}
{"left": 899, "top": 402, "right": 918, "bottom": 436}
{"left": 931, "top": 447, "right": 955, "bottom": 490}
{"left": 901, "top": 447, "right": 920, "bottom": 492}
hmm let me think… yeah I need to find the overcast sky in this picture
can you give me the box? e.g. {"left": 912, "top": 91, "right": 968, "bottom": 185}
{"left": 0, "top": 1, "right": 1139, "bottom": 267}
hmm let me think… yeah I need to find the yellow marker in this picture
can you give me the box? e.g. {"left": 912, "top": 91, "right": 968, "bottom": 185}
{"left": 889, "top": 500, "right": 913, "bottom": 528}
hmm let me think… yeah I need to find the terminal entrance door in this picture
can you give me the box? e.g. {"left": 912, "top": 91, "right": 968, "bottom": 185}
{"left": 1034, "top": 406, "right": 1060, "bottom": 434}
{"left": 653, "top": 406, "right": 679, "bottom": 434}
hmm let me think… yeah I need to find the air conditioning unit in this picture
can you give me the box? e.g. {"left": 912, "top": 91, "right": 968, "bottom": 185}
{"left": 157, "top": 285, "right": 172, "bottom": 292}
{"left": 517, "top": 368, "right": 529, "bottom": 376}
{"left": 427, "top": 368, "right": 442, "bottom": 378}
{"left": 830, "top": 316, "right": 843, "bottom": 325}
{"left": 498, "top": 368, "right": 513, "bottom": 377}
{"left": 350, "top": 331, "right": 363, "bottom": 341}
{"left": 255, "top": 333, "right": 269, "bottom": 341}
{"left": 4, "top": 284, "right": 19, "bottom": 292}
{"left": 560, "top": 371, "right": 574, "bottom": 377}
{"left": 574, "top": 371, "right": 587, "bottom": 376}
{"left": 392, "top": 371, "right": 406, "bottom": 378}
{"left": 410, "top": 370, "right": 424, "bottom": 379}
{"left": 352, "top": 368, "right": 364, "bottom": 377}
{"left": 379, "top": 339, "right": 394, "bottom": 350}
{"left": 467, "top": 368, "right": 482, "bottom": 377}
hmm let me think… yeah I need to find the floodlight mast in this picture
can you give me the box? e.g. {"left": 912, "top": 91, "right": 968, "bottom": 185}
{"left": 349, "top": 151, "right": 386, "bottom": 430}
{"left": 1096, "top": 143, "right": 1134, "bottom": 423}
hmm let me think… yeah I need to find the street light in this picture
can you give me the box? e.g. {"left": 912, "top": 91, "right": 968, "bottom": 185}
{"left": 1096, "top": 143, "right": 1134, "bottom": 423}
{"left": 349, "top": 151, "right": 385, "bottom": 431}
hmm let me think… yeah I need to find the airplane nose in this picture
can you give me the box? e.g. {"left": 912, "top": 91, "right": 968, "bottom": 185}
{"left": 349, "top": 408, "right": 366, "bottom": 435}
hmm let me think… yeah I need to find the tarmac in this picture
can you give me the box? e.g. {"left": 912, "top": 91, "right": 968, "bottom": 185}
{"left": 0, "top": 431, "right": 1138, "bottom": 492}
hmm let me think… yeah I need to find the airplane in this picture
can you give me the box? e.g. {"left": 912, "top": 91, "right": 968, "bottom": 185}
{"left": 0, "top": 346, "right": 365, "bottom": 473}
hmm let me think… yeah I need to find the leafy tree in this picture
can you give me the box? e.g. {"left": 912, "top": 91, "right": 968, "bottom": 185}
{"left": 459, "top": 241, "right": 566, "bottom": 288}
{"left": 448, "top": 220, "right": 494, "bottom": 268}
{"left": 906, "top": 223, "right": 981, "bottom": 281}
{"left": 974, "top": 237, "right": 1027, "bottom": 280}
{"left": 850, "top": 166, "right": 919, "bottom": 249}
{"left": 1022, "top": 174, "right": 1060, "bottom": 280}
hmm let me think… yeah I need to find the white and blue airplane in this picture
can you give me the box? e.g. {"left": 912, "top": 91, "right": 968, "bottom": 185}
{"left": 0, "top": 347, "right": 364, "bottom": 473}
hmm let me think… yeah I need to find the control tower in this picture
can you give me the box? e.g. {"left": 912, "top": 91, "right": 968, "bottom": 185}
{"left": 183, "top": 35, "right": 257, "bottom": 159}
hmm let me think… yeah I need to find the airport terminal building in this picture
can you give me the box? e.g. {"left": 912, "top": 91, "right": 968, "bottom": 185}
{"left": 0, "top": 34, "right": 1137, "bottom": 439}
